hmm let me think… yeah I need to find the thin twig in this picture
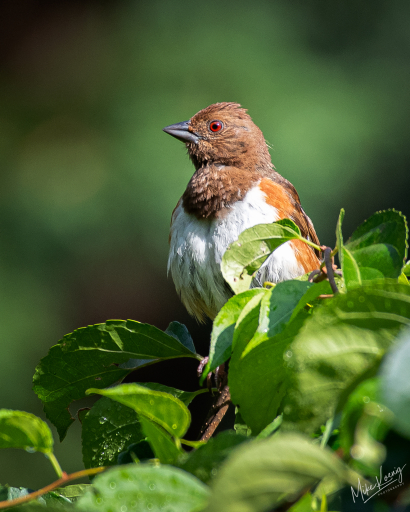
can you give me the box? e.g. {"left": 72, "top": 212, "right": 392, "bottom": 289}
{"left": 319, "top": 246, "right": 338, "bottom": 270}
{"left": 323, "top": 247, "right": 338, "bottom": 294}
{"left": 0, "top": 467, "right": 106, "bottom": 510}
{"left": 308, "top": 269, "right": 321, "bottom": 282}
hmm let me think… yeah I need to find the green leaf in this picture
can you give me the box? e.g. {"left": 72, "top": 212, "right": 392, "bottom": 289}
{"left": 0, "top": 485, "right": 30, "bottom": 502}
{"left": 176, "top": 431, "right": 249, "bottom": 484}
{"left": 234, "top": 410, "right": 252, "bottom": 437}
{"left": 380, "top": 327, "right": 410, "bottom": 438}
{"left": 87, "top": 383, "right": 191, "bottom": 438}
{"left": 288, "top": 493, "right": 314, "bottom": 512}
{"left": 257, "top": 414, "right": 283, "bottom": 439}
{"left": 76, "top": 464, "right": 210, "bottom": 512}
{"left": 139, "top": 383, "right": 208, "bottom": 407}
{"left": 335, "top": 208, "right": 345, "bottom": 266}
{"left": 139, "top": 416, "right": 182, "bottom": 464}
{"left": 205, "top": 433, "right": 357, "bottom": 512}
{"left": 229, "top": 309, "right": 309, "bottom": 435}
{"left": 339, "top": 378, "right": 379, "bottom": 454}
{"left": 342, "top": 210, "right": 408, "bottom": 289}
{"left": 0, "top": 409, "right": 53, "bottom": 454}
{"left": 118, "top": 440, "right": 155, "bottom": 464}
{"left": 249, "top": 280, "right": 315, "bottom": 347}
{"left": 221, "top": 219, "right": 311, "bottom": 294}
{"left": 403, "top": 260, "right": 410, "bottom": 276}
{"left": 339, "top": 378, "right": 390, "bottom": 472}
{"left": 55, "top": 484, "right": 89, "bottom": 501}
{"left": 0, "top": 484, "right": 77, "bottom": 509}
{"left": 165, "top": 321, "right": 196, "bottom": 353}
{"left": 33, "top": 319, "right": 198, "bottom": 441}
{"left": 289, "top": 280, "right": 333, "bottom": 322}
{"left": 398, "top": 272, "right": 410, "bottom": 285}
{"left": 81, "top": 397, "right": 144, "bottom": 469}
{"left": 282, "top": 282, "right": 410, "bottom": 434}
{"left": 202, "top": 289, "right": 268, "bottom": 381}
{"left": 228, "top": 280, "right": 327, "bottom": 435}
{"left": 341, "top": 246, "right": 363, "bottom": 289}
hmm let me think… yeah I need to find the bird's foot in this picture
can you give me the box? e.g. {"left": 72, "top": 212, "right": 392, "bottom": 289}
{"left": 197, "top": 358, "right": 227, "bottom": 393}
{"left": 197, "top": 357, "right": 213, "bottom": 392}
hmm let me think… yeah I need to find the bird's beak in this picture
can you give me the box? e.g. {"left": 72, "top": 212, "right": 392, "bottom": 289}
{"left": 163, "top": 121, "right": 200, "bottom": 144}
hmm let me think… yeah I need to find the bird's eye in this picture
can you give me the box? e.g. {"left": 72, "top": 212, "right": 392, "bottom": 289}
{"left": 209, "top": 120, "right": 223, "bottom": 132}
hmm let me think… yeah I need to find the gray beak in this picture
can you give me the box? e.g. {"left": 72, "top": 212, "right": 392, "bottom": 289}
{"left": 163, "top": 120, "right": 200, "bottom": 144}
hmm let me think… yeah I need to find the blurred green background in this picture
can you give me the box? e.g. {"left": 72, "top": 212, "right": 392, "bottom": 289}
{"left": 1, "top": 0, "right": 410, "bottom": 488}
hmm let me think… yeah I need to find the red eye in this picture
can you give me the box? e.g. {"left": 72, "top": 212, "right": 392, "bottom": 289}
{"left": 209, "top": 120, "right": 223, "bottom": 132}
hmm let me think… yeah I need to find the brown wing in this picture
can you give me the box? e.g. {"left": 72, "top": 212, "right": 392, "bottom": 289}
{"left": 259, "top": 176, "right": 321, "bottom": 258}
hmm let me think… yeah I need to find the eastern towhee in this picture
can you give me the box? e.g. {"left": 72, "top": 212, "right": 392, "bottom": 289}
{"left": 164, "top": 102, "right": 320, "bottom": 323}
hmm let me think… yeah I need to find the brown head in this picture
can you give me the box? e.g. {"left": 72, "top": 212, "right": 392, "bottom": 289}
{"left": 163, "top": 102, "right": 273, "bottom": 172}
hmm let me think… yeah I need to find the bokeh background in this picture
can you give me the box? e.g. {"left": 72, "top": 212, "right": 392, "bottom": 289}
{"left": 1, "top": 0, "right": 410, "bottom": 488}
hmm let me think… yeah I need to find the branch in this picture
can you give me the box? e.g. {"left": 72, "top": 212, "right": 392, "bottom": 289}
{"left": 200, "top": 384, "right": 231, "bottom": 441}
{"left": 199, "top": 364, "right": 231, "bottom": 441}
{"left": 309, "top": 247, "right": 339, "bottom": 294}
{"left": 0, "top": 467, "right": 106, "bottom": 510}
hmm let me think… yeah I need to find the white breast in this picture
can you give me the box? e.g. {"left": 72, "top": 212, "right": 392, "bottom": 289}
{"left": 168, "top": 186, "right": 304, "bottom": 322}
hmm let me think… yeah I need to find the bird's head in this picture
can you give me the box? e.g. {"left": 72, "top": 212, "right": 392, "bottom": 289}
{"left": 163, "top": 102, "right": 273, "bottom": 172}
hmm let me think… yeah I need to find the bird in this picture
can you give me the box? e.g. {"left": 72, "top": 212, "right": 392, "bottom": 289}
{"left": 164, "top": 102, "right": 320, "bottom": 323}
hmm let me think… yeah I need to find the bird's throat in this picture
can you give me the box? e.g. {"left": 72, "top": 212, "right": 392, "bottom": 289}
{"left": 182, "top": 165, "right": 259, "bottom": 219}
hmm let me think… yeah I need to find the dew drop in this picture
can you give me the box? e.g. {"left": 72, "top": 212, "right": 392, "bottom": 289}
{"left": 96, "top": 497, "right": 103, "bottom": 505}
{"left": 347, "top": 301, "right": 354, "bottom": 308}
{"left": 363, "top": 396, "right": 370, "bottom": 403}
{"left": 99, "top": 417, "right": 108, "bottom": 424}
{"left": 120, "top": 506, "right": 127, "bottom": 512}
{"left": 25, "top": 447, "right": 36, "bottom": 453}
{"left": 358, "top": 296, "right": 365, "bottom": 303}
{"left": 149, "top": 400, "right": 154, "bottom": 406}
{"left": 172, "top": 424, "right": 177, "bottom": 430}
{"left": 147, "top": 504, "right": 153, "bottom": 511}
{"left": 149, "top": 483, "right": 156, "bottom": 491}
{"left": 211, "top": 468, "right": 218, "bottom": 476}
{"left": 237, "top": 243, "right": 242, "bottom": 247}
{"left": 285, "top": 350, "right": 293, "bottom": 359}
{"left": 109, "top": 482, "right": 116, "bottom": 489}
